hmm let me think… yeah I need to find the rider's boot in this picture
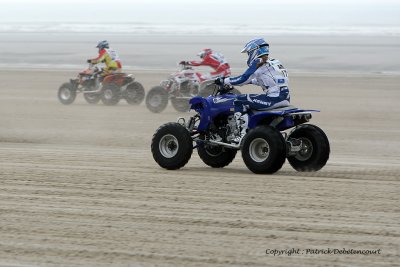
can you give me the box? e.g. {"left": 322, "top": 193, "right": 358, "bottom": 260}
{"left": 233, "top": 112, "right": 248, "bottom": 143}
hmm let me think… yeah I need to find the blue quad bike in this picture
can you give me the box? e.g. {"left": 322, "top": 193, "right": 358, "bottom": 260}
{"left": 151, "top": 84, "right": 330, "bottom": 174}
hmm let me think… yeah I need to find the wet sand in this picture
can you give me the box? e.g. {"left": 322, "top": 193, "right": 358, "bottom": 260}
{"left": 0, "top": 69, "right": 399, "bottom": 266}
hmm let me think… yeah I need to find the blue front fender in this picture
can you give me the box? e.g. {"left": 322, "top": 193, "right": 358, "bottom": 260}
{"left": 189, "top": 96, "right": 212, "bottom": 131}
{"left": 189, "top": 96, "right": 204, "bottom": 107}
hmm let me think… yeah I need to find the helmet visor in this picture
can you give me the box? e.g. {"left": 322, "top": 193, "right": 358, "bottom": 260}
{"left": 256, "top": 46, "right": 269, "bottom": 58}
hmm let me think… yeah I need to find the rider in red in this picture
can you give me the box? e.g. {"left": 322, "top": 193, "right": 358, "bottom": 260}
{"left": 180, "top": 48, "right": 231, "bottom": 80}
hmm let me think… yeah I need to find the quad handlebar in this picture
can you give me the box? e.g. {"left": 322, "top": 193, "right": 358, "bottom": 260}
{"left": 178, "top": 61, "right": 193, "bottom": 70}
{"left": 214, "top": 78, "right": 234, "bottom": 96}
{"left": 87, "top": 63, "right": 102, "bottom": 74}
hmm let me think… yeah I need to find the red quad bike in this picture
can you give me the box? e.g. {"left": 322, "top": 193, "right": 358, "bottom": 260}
{"left": 58, "top": 64, "right": 145, "bottom": 106}
{"left": 145, "top": 63, "right": 240, "bottom": 113}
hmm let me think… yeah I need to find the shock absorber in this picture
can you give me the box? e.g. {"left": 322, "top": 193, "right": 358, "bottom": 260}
{"left": 189, "top": 114, "right": 201, "bottom": 131}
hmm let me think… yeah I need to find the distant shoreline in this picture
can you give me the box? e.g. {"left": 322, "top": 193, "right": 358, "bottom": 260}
{"left": 1, "top": 22, "right": 399, "bottom": 37}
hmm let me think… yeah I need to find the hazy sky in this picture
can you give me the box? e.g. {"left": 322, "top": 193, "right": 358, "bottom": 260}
{"left": 1, "top": 0, "right": 399, "bottom": 26}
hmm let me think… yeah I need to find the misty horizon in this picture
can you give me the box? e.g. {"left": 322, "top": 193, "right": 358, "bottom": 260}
{"left": 1, "top": 0, "right": 400, "bottom": 27}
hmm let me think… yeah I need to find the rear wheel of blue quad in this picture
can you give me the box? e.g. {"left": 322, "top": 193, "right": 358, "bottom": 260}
{"left": 146, "top": 86, "right": 168, "bottom": 113}
{"left": 241, "top": 126, "right": 286, "bottom": 174}
{"left": 151, "top": 122, "right": 193, "bottom": 170}
{"left": 287, "top": 124, "right": 330, "bottom": 172}
{"left": 197, "top": 137, "right": 237, "bottom": 168}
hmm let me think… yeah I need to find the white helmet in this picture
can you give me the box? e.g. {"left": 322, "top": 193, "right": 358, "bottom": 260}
{"left": 241, "top": 38, "right": 269, "bottom": 66}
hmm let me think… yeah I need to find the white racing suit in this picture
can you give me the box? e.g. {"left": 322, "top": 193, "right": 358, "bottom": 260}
{"left": 223, "top": 58, "right": 290, "bottom": 142}
{"left": 224, "top": 58, "right": 290, "bottom": 112}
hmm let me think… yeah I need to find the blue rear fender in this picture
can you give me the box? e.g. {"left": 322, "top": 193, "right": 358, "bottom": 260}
{"left": 248, "top": 108, "right": 320, "bottom": 131}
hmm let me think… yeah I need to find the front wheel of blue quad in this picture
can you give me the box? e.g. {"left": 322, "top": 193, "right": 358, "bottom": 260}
{"left": 151, "top": 122, "right": 193, "bottom": 170}
{"left": 241, "top": 126, "right": 286, "bottom": 174}
{"left": 287, "top": 124, "right": 330, "bottom": 172}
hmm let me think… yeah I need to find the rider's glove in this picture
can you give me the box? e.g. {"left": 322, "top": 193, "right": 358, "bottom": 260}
{"left": 214, "top": 77, "right": 225, "bottom": 85}
{"left": 87, "top": 59, "right": 92, "bottom": 63}
{"left": 179, "top": 61, "right": 188, "bottom": 65}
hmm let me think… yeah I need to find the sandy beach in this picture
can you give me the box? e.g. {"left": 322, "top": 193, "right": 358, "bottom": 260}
{"left": 1, "top": 33, "right": 400, "bottom": 75}
{"left": 0, "top": 66, "right": 399, "bottom": 266}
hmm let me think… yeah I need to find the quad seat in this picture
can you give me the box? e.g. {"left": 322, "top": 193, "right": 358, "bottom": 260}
{"left": 252, "top": 105, "right": 297, "bottom": 113}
